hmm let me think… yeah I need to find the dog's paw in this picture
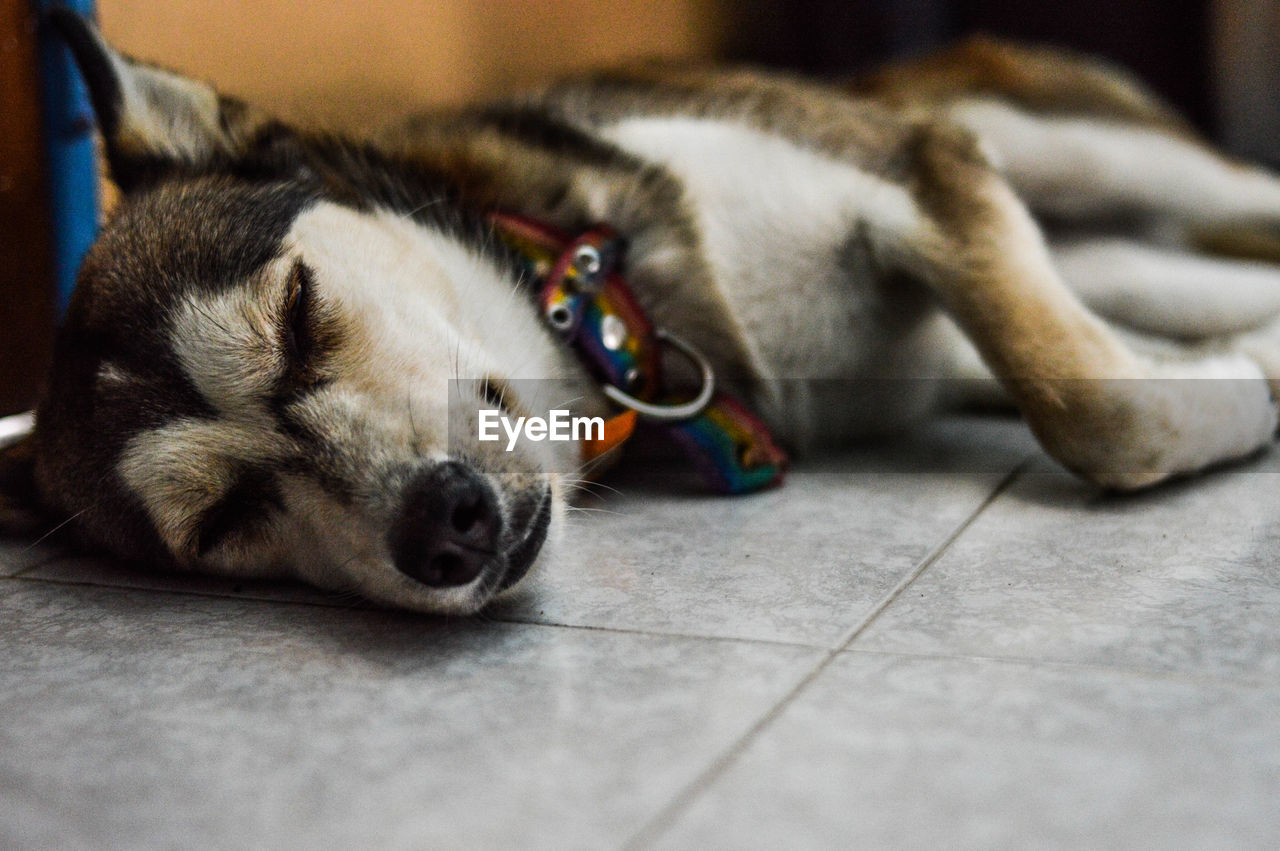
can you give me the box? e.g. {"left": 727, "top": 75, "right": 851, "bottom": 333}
{"left": 1232, "top": 316, "right": 1280, "bottom": 402}
{"left": 1032, "top": 355, "right": 1276, "bottom": 490}
{"left": 1101, "top": 355, "right": 1276, "bottom": 489}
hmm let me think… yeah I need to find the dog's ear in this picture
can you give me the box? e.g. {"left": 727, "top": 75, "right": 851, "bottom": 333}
{"left": 0, "top": 419, "right": 51, "bottom": 538}
{"left": 46, "top": 9, "right": 266, "bottom": 192}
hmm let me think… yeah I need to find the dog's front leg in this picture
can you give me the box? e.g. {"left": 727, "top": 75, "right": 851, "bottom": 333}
{"left": 897, "top": 125, "right": 1277, "bottom": 489}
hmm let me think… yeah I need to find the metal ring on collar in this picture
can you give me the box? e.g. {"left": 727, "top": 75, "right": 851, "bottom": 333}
{"left": 601, "top": 329, "right": 716, "bottom": 422}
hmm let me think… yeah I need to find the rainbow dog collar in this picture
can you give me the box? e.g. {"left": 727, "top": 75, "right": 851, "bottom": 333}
{"left": 491, "top": 213, "right": 787, "bottom": 494}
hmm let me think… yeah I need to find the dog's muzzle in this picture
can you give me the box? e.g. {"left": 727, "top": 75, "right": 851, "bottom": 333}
{"left": 388, "top": 462, "right": 502, "bottom": 587}
{"left": 388, "top": 462, "right": 550, "bottom": 592}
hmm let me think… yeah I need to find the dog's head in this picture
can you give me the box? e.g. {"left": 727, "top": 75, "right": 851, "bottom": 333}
{"left": 0, "top": 13, "right": 601, "bottom": 613}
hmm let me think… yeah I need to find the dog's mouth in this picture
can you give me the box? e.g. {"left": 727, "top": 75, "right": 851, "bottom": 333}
{"left": 497, "top": 486, "right": 552, "bottom": 592}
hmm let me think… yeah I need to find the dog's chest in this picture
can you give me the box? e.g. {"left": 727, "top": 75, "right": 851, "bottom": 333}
{"left": 592, "top": 115, "right": 949, "bottom": 440}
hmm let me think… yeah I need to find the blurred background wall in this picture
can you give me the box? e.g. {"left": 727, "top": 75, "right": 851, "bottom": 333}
{"left": 94, "top": 0, "right": 1243, "bottom": 139}
{"left": 4, "top": 0, "right": 1280, "bottom": 415}
{"left": 1, "top": 0, "right": 55, "bottom": 417}
{"left": 1212, "top": 0, "right": 1280, "bottom": 166}
{"left": 95, "top": 0, "right": 732, "bottom": 131}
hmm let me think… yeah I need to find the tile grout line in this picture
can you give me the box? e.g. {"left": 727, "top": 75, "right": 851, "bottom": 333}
{"left": 488, "top": 614, "right": 825, "bottom": 649}
{"left": 840, "top": 646, "right": 1280, "bottom": 690}
{"left": 6, "top": 573, "right": 374, "bottom": 610}
{"left": 827, "top": 455, "right": 1033, "bottom": 651}
{"left": 4, "top": 573, "right": 827, "bottom": 650}
{"left": 620, "top": 456, "right": 1031, "bottom": 851}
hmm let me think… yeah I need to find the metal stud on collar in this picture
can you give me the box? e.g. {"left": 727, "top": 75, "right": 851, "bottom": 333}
{"left": 573, "top": 244, "right": 602, "bottom": 277}
{"left": 600, "top": 314, "right": 627, "bottom": 350}
{"left": 569, "top": 244, "right": 605, "bottom": 293}
{"left": 545, "top": 302, "right": 575, "bottom": 333}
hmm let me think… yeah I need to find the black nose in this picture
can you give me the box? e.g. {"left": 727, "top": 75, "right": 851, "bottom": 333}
{"left": 389, "top": 462, "right": 501, "bottom": 587}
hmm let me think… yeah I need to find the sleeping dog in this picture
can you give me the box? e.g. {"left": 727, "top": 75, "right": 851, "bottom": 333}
{"left": 5, "top": 12, "right": 1280, "bottom": 614}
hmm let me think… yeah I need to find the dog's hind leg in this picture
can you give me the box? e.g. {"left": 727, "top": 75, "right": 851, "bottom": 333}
{"left": 1053, "top": 238, "right": 1280, "bottom": 339}
{"left": 947, "top": 99, "right": 1280, "bottom": 230}
{"left": 893, "top": 125, "right": 1277, "bottom": 489}
{"left": 1051, "top": 237, "right": 1280, "bottom": 395}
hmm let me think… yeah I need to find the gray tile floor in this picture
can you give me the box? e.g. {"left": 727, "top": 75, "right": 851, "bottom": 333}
{"left": 2, "top": 415, "right": 1278, "bottom": 849}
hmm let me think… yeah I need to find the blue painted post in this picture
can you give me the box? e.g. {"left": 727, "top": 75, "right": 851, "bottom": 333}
{"left": 36, "top": 0, "right": 98, "bottom": 315}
